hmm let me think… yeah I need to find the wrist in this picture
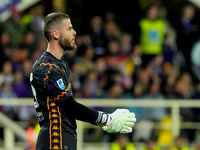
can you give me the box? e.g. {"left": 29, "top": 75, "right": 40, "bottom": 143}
{"left": 96, "top": 111, "right": 112, "bottom": 125}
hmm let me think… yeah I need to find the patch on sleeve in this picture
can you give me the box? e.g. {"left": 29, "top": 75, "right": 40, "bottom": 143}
{"left": 57, "top": 78, "right": 66, "bottom": 90}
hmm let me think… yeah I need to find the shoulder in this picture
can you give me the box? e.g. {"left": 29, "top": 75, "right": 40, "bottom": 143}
{"left": 139, "top": 18, "right": 154, "bottom": 27}
{"left": 139, "top": 18, "right": 147, "bottom": 25}
{"left": 34, "top": 53, "right": 63, "bottom": 72}
{"left": 32, "top": 53, "right": 64, "bottom": 80}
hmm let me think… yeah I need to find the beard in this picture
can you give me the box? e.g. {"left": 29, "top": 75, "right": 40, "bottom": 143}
{"left": 58, "top": 35, "right": 77, "bottom": 51}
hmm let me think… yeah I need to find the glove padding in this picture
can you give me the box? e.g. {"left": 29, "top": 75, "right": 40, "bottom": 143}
{"left": 100, "top": 109, "right": 136, "bottom": 133}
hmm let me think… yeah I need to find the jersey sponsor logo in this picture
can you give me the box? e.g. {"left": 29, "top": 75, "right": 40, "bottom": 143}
{"left": 57, "top": 78, "right": 65, "bottom": 90}
{"left": 37, "top": 112, "right": 44, "bottom": 121}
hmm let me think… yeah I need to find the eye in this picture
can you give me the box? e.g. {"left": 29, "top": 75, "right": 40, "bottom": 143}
{"left": 68, "top": 27, "right": 73, "bottom": 31}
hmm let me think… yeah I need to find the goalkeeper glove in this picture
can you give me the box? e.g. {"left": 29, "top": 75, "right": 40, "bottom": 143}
{"left": 96, "top": 109, "right": 136, "bottom": 133}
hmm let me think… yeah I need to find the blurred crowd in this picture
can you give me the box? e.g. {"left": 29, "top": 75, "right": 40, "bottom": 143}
{"left": 110, "top": 134, "right": 200, "bottom": 150}
{"left": 0, "top": 1, "right": 200, "bottom": 146}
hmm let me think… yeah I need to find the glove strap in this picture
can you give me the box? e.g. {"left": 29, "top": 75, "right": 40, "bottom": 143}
{"left": 96, "top": 111, "right": 112, "bottom": 125}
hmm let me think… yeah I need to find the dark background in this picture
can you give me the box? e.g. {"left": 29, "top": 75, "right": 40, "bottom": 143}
{"left": 29, "top": 0, "right": 200, "bottom": 36}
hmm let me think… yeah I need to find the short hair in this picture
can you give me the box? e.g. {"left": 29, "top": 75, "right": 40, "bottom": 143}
{"left": 42, "top": 12, "right": 70, "bottom": 41}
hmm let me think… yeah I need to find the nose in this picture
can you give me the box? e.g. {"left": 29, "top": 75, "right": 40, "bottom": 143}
{"left": 73, "top": 29, "right": 76, "bottom": 35}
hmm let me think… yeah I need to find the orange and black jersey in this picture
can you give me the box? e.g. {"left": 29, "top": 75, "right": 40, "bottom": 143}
{"left": 30, "top": 51, "right": 99, "bottom": 150}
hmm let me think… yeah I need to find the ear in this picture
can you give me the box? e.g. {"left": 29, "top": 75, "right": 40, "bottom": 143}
{"left": 52, "top": 30, "right": 60, "bottom": 40}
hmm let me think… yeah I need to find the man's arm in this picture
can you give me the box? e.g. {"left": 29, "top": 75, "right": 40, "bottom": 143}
{"left": 58, "top": 95, "right": 99, "bottom": 125}
{"left": 58, "top": 95, "right": 136, "bottom": 133}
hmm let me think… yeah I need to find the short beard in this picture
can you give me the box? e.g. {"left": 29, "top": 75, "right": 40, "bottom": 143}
{"left": 58, "top": 36, "right": 77, "bottom": 51}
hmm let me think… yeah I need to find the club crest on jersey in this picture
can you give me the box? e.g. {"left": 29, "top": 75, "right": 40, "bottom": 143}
{"left": 57, "top": 78, "right": 65, "bottom": 90}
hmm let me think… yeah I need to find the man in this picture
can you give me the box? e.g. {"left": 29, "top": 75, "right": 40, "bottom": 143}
{"left": 136, "top": 4, "right": 165, "bottom": 67}
{"left": 30, "top": 12, "right": 136, "bottom": 150}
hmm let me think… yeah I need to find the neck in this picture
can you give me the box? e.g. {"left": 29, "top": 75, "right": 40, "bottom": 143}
{"left": 46, "top": 42, "right": 64, "bottom": 60}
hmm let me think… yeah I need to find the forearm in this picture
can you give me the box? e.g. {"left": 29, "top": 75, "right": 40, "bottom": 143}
{"left": 59, "top": 96, "right": 99, "bottom": 125}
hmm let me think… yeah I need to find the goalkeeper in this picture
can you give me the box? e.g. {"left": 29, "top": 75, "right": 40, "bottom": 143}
{"left": 30, "top": 12, "right": 137, "bottom": 150}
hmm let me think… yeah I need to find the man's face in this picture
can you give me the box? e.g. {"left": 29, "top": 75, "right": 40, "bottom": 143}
{"left": 148, "top": 6, "right": 159, "bottom": 21}
{"left": 58, "top": 19, "right": 77, "bottom": 51}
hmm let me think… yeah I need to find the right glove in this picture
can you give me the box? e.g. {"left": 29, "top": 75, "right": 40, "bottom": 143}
{"left": 96, "top": 109, "right": 136, "bottom": 133}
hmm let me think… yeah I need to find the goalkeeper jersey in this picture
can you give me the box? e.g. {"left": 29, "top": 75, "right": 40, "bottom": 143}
{"left": 30, "top": 51, "right": 98, "bottom": 150}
